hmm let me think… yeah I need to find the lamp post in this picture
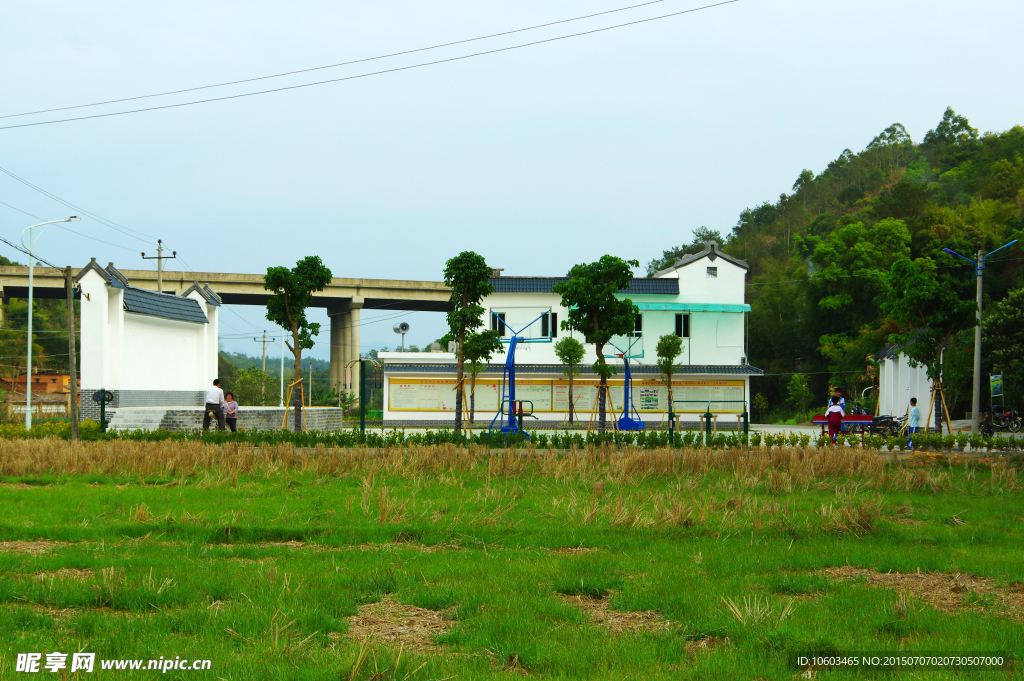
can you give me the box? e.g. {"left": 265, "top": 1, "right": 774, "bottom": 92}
{"left": 21, "top": 216, "right": 81, "bottom": 429}
{"left": 943, "top": 239, "right": 1018, "bottom": 434}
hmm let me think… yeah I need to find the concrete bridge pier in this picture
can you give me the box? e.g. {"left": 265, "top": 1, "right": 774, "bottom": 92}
{"left": 329, "top": 296, "right": 363, "bottom": 404}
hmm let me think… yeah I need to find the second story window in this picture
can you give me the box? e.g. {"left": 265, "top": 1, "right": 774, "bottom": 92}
{"left": 706, "top": 266, "right": 718, "bottom": 278}
{"left": 632, "top": 314, "right": 643, "bottom": 337}
{"left": 675, "top": 313, "right": 689, "bottom": 338}
{"left": 540, "top": 312, "right": 558, "bottom": 338}
{"left": 491, "top": 312, "right": 506, "bottom": 337}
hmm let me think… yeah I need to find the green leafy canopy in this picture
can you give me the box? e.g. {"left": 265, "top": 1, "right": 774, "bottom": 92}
{"left": 264, "top": 256, "right": 332, "bottom": 352}
{"left": 552, "top": 255, "right": 638, "bottom": 380}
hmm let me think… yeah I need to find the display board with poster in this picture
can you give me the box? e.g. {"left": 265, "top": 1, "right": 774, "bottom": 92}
{"left": 388, "top": 377, "right": 745, "bottom": 413}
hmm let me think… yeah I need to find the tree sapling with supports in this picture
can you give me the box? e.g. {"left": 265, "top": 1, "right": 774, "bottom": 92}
{"left": 554, "top": 336, "right": 585, "bottom": 424}
{"left": 553, "top": 256, "right": 639, "bottom": 434}
{"left": 264, "top": 256, "right": 332, "bottom": 431}
{"left": 443, "top": 252, "right": 495, "bottom": 433}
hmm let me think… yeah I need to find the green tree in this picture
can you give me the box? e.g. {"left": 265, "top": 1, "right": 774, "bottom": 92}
{"left": 881, "top": 258, "right": 977, "bottom": 424}
{"left": 553, "top": 336, "right": 585, "bottom": 423}
{"left": 752, "top": 393, "right": 769, "bottom": 423}
{"left": 264, "top": 256, "right": 333, "bottom": 431}
{"left": 983, "top": 287, "right": 1024, "bottom": 403}
{"left": 231, "top": 367, "right": 277, "bottom": 407}
{"left": 655, "top": 334, "right": 683, "bottom": 417}
{"left": 553, "top": 256, "right": 639, "bottom": 433}
{"left": 463, "top": 330, "right": 504, "bottom": 425}
{"left": 443, "top": 252, "right": 495, "bottom": 433}
{"left": 786, "top": 373, "right": 813, "bottom": 416}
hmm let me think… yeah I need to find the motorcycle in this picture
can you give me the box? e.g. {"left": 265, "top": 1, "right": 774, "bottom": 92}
{"left": 982, "top": 408, "right": 1022, "bottom": 436}
{"left": 993, "top": 407, "right": 1022, "bottom": 433}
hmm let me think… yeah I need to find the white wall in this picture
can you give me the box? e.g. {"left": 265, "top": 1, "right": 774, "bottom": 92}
{"left": 120, "top": 314, "right": 202, "bottom": 391}
{"left": 79, "top": 271, "right": 219, "bottom": 392}
{"left": 655, "top": 254, "right": 746, "bottom": 305}
{"left": 878, "top": 353, "right": 934, "bottom": 422}
{"left": 479, "top": 292, "right": 745, "bottom": 367}
{"left": 79, "top": 270, "right": 108, "bottom": 390}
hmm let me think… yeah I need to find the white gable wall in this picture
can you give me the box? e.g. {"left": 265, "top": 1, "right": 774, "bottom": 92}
{"left": 120, "top": 314, "right": 203, "bottom": 391}
{"left": 79, "top": 271, "right": 219, "bottom": 394}
{"left": 655, "top": 253, "right": 746, "bottom": 305}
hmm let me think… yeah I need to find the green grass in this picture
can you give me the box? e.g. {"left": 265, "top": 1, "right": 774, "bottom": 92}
{"left": 0, "top": 443, "right": 1022, "bottom": 679}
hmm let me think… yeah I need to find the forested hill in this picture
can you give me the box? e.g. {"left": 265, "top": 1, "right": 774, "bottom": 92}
{"left": 649, "top": 108, "right": 1024, "bottom": 419}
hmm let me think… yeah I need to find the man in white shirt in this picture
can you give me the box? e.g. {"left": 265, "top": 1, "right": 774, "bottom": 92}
{"left": 203, "top": 379, "right": 226, "bottom": 431}
{"left": 907, "top": 397, "right": 920, "bottom": 449}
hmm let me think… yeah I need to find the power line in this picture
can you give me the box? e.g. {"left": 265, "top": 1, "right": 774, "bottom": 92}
{"left": 0, "top": 165, "right": 156, "bottom": 244}
{"left": 0, "top": 235, "right": 62, "bottom": 270}
{"left": 1, "top": 0, "right": 691, "bottom": 121}
{"left": 0, "top": 198, "right": 142, "bottom": 254}
{"left": 0, "top": 1, "right": 739, "bottom": 131}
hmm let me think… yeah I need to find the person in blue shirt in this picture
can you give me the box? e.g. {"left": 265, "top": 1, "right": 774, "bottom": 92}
{"left": 907, "top": 397, "right": 920, "bottom": 449}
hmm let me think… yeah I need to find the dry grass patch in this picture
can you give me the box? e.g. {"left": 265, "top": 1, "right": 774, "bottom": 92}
{"left": 33, "top": 568, "right": 93, "bottom": 581}
{"left": 560, "top": 592, "right": 672, "bottom": 634}
{"left": 547, "top": 546, "right": 599, "bottom": 555}
{"left": 826, "top": 566, "right": 1024, "bottom": 618}
{"left": 0, "top": 540, "right": 69, "bottom": 555}
{"left": 685, "top": 636, "right": 730, "bottom": 654}
{"left": 340, "top": 595, "right": 454, "bottom": 651}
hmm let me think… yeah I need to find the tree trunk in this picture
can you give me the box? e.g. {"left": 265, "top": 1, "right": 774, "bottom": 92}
{"left": 470, "top": 371, "right": 477, "bottom": 426}
{"left": 568, "top": 368, "right": 574, "bottom": 424}
{"left": 454, "top": 328, "right": 465, "bottom": 433}
{"left": 595, "top": 345, "right": 607, "bottom": 434}
{"left": 293, "top": 329, "right": 303, "bottom": 432}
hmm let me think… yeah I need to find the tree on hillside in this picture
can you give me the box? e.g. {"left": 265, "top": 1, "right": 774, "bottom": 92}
{"left": 656, "top": 334, "right": 683, "bottom": 418}
{"left": 463, "top": 330, "right": 503, "bottom": 425}
{"left": 443, "top": 251, "right": 495, "bottom": 433}
{"left": 265, "top": 256, "right": 333, "bottom": 431}
{"left": 553, "top": 256, "right": 638, "bottom": 433}
{"left": 881, "top": 258, "right": 977, "bottom": 426}
{"left": 554, "top": 336, "right": 585, "bottom": 423}
{"left": 983, "top": 287, "right": 1024, "bottom": 403}
{"left": 922, "top": 107, "right": 980, "bottom": 171}
{"left": 645, "top": 227, "right": 723, "bottom": 276}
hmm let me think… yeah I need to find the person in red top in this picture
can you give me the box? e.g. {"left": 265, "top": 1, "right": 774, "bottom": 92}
{"left": 825, "top": 396, "right": 845, "bottom": 443}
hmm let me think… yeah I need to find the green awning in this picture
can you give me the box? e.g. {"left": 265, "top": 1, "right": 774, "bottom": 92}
{"left": 635, "top": 303, "right": 751, "bottom": 312}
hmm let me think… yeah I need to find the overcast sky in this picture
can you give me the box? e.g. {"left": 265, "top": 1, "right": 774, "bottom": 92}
{"left": 2, "top": 0, "right": 1022, "bottom": 358}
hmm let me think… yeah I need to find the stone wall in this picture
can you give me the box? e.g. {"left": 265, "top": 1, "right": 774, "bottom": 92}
{"left": 159, "top": 407, "right": 345, "bottom": 432}
{"left": 81, "top": 389, "right": 204, "bottom": 422}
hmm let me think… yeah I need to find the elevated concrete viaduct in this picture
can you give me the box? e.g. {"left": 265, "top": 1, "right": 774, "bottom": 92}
{"left": 0, "top": 265, "right": 452, "bottom": 399}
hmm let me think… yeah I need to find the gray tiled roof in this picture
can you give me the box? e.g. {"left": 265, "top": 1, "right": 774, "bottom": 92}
{"left": 123, "top": 287, "right": 209, "bottom": 324}
{"left": 384, "top": 363, "right": 762, "bottom": 375}
{"left": 182, "top": 282, "right": 222, "bottom": 307}
{"left": 489, "top": 277, "right": 678, "bottom": 295}
{"left": 653, "top": 240, "right": 750, "bottom": 276}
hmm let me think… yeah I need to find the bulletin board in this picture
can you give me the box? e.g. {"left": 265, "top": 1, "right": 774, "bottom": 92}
{"left": 388, "top": 377, "right": 745, "bottom": 413}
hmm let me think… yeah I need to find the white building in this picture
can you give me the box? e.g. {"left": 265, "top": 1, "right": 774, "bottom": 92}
{"left": 875, "top": 343, "right": 934, "bottom": 420}
{"left": 380, "top": 241, "right": 762, "bottom": 426}
{"left": 76, "top": 259, "right": 221, "bottom": 411}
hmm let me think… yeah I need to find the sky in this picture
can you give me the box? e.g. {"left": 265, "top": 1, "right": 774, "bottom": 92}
{"left": 2, "top": 0, "right": 1022, "bottom": 359}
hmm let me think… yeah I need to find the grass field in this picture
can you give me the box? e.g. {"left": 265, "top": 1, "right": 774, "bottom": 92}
{"left": 1, "top": 440, "right": 1022, "bottom": 679}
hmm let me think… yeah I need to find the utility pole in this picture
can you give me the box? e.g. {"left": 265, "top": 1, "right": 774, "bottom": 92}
{"left": 309, "top": 364, "right": 313, "bottom": 407}
{"left": 253, "top": 331, "right": 272, "bottom": 372}
{"left": 943, "top": 239, "right": 1018, "bottom": 433}
{"left": 64, "top": 266, "right": 79, "bottom": 440}
{"left": 279, "top": 331, "right": 285, "bottom": 408}
{"left": 141, "top": 240, "right": 177, "bottom": 293}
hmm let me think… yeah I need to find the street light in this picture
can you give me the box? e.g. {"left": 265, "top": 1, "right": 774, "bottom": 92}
{"left": 942, "top": 239, "right": 1018, "bottom": 434}
{"left": 21, "top": 216, "right": 81, "bottom": 429}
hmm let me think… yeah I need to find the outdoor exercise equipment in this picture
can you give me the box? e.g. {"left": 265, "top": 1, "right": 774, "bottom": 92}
{"left": 486, "top": 308, "right": 552, "bottom": 437}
